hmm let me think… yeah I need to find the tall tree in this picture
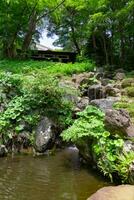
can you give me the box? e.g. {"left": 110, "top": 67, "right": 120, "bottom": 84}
{"left": 0, "top": 0, "right": 65, "bottom": 58}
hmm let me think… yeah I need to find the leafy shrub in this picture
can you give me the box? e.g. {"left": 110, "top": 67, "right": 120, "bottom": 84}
{"left": 0, "top": 71, "right": 74, "bottom": 144}
{"left": 61, "top": 106, "right": 106, "bottom": 142}
{"left": 115, "top": 152, "right": 134, "bottom": 183}
{"left": 61, "top": 105, "right": 134, "bottom": 183}
{"left": 0, "top": 60, "right": 95, "bottom": 76}
{"left": 0, "top": 72, "right": 21, "bottom": 108}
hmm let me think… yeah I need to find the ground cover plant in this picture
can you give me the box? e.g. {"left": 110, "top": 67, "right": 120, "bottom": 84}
{"left": 61, "top": 105, "right": 134, "bottom": 183}
{"left": 0, "top": 60, "right": 95, "bottom": 76}
{"left": 0, "top": 59, "right": 95, "bottom": 146}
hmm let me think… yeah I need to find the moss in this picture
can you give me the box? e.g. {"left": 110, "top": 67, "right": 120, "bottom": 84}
{"left": 114, "top": 98, "right": 134, "bottom": 123}
{"left": 126, "top": 87, "right": 134, "bottom": 97}
{"left": 122, "top": 78, "right": 134, "bottom": 88}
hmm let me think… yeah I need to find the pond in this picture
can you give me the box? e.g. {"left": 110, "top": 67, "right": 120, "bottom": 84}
{"left": 0, "top": 147, "right": 110, "bottom": 200}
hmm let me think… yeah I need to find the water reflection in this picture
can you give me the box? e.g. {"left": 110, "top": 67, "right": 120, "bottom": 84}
{"left": 0, "top": 148, "right": 110, "bottom": 200}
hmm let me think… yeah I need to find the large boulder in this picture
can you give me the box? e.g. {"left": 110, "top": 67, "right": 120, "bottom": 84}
{"left": 88, "top": 84, "right": 106, "bottom": 101}
{"left": 90, "top": 98, "right": 118, "bottom": 112}
{"left": 87, "top": 185, "right": 134, "bottom": 200}
{"left": 114, "top": 72, "right": 125, "bottom": 81}
{"left": 123, "top": 140, "right": 134, "bottom": 153}
{"left": 126, "top": 125, "right": 134, "bottom": 137}
{"left": 72, "top": 72, "right": 94, "bottom": 86}
{"left": 105, "top": 109, "right": 134, "bottom": 137}
{"left": 101, "top": 78, "right": 111, "bottom": 86}
{"left": 0, "top": 145, "right": 7, "bottom": 157}
{"left": 122, "top": 78, "right": 134, "bottom": 88}
{"left": 76, "top": 97, "right": 89, "bottom": 110}
{"left": 18, "top": 131, "right": 31, "bottom": 149}
{"left": 35, "top": 117, "right": 56, "bottom": 153}
{"left": 105, "top": 84, "right": 121, "bottom": 97}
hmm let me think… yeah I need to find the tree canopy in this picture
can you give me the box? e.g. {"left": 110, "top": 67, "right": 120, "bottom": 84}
{"left": 0, "top": 0, "right": 134, "bottom": 69}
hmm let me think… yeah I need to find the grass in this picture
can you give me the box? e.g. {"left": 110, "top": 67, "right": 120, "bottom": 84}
{"left": 0, "top": 59, "right": 95, "bottom": 76}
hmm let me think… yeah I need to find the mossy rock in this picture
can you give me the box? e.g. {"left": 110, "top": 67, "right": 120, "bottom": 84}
{"left": 114, "top": 100, "right": 134, "bottom": 123}
{"left": 122, "top": 78, "right": 134, "bottom": 88}
{"left": 126, "top": 87, "right": 134, "bottom": 97}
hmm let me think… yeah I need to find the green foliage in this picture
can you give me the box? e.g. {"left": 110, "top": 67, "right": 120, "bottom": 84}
{"left": 0, "top": 67, "right": 75, "bottom": 143}
{"left": 93, "top": 137, "right": 124, "bottom": 182}
{"left": 0, "top": 0, "right": 64, "bottom": 57}
{"left": 126, "top": 87, "right": 134, "bottom": 97}
{"left": 0, "top": 60, "right": 95, "bottom": 76}
{"left": 48, "top": 0, "right": 134, "bottom": 69}
{"left": 115, "top": 152, "right": 134, "bottom": 183}
{"left": 61, "top": 105, "right": 134, "bottom": 183}
{"left": 122, "top": 78, "right": 134, "bottom": 88}
{"left": 114, "top": 97, "right": 134, "bottom": 122}
{"left": 0, "top": 59, "right": 96, "bottom": 145}
{"left": 61, "top": 106, "right": 105, "bottom": 142}
{"left": 0, "top": 0, "right": 134, "bottom": 69}
{"left": 0, "top": 72, "right": 21, "bottom": 106}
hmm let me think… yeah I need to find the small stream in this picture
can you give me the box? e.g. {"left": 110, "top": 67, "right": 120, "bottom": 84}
{"left": 0, "top": 147, "right": 110, "bottom": 200}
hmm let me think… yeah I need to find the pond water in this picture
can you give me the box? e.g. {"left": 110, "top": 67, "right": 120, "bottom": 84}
{"left": 0, "top": 147, "right": 110, "bottom": 200}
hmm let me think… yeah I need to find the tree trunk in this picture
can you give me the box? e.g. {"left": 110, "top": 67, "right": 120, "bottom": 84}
{"left": 5, "top": 30, "right": 19, "bottom": 58}
{"left": 3, "top": 44, "right": 16, "bottom": 58}
{"left": 70, "top": 24, "right": 81, "bottom": 54}
{"left": 22, "top": 10, "right": 37, "bottom": 54}
{"left": 120, "top": 33, "right": 125, "bottom": 67}
{"left": 3, "top": 6, "right": 28, "bottom": 58}
{"left": 101, "top": 33, "right": 109, "bottom": 65}
{"left": 92, "top": 34, "right": 97, "bottom": 49}
{"left": 118, "top": 22, "right": 125, "bottom": 67}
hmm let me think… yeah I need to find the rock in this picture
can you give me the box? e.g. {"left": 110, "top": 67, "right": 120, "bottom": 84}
{"left": 77, "top": 97, "right": 89, "bottom": 110}
{"left": 72, "top": 107, "right": 81, "bottom": 119}
{"left": 87, "top": 185, "right": 134, "bottom": 200}
{"left": 126, "top": 125, "right": 134, "bottom": 137}
{"left": 123, "top": 141, "right": 134, "bottom": 153}
{"left": 101, "top": 78, "right": 111, "bottom": 86}
{"left": 115, "top": 68, "right": 125, "bottom": 73}
{"left": 121, "top": 89, "right": 128, "bottom": 96}
{"left": 35, "top": 117, "right": 56, "bottom": 153}
{"left": 88, "top": 84, "right": 106, "bottom": 101}
{"left": 105, "top": 109, "right": 134, "bottom": 137}
{"left": 126, "top": 86, "right": 134, "bottom": 97}
{"left": 90, "top": 98, "right": 117, "bottom": 112}
{"left": 59, "top": 79, "right": 76, "bottom": 89}
{"left": 95, "top": 72, "right": 105, "bottom": 80}
{"left": 105, "top": 84, "right": 121, "bottom": 97}
{"left": 77, "top": 139, "right": 93, "bottom": 163}
{"left": 0, "top": 145, "right": 7, "bottom": 157}
{"left": 114, "top": 83, "right": 122, "bottom": 89}
{"left": 114, "top": 72, "right": 125, "bottom": 81}
{"left": 72, "top": 72, "right": 94, "bottom": 85}
{"left": 18, "top": 131, "right": 31, "bottom": 149}
{"left": 129, "top": 162, "right": 134, "bottom": 184}
{"left": 122, "top": 78, "right": 134, "bottom": 88}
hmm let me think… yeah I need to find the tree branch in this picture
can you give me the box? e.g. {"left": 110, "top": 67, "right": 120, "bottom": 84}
{"left": 37, "top": 0, "right": 66, "bottom": 22}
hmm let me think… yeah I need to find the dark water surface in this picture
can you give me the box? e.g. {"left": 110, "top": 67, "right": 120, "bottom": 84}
{"left": 0, "top": 148, "right": 110, "bottom": 200}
